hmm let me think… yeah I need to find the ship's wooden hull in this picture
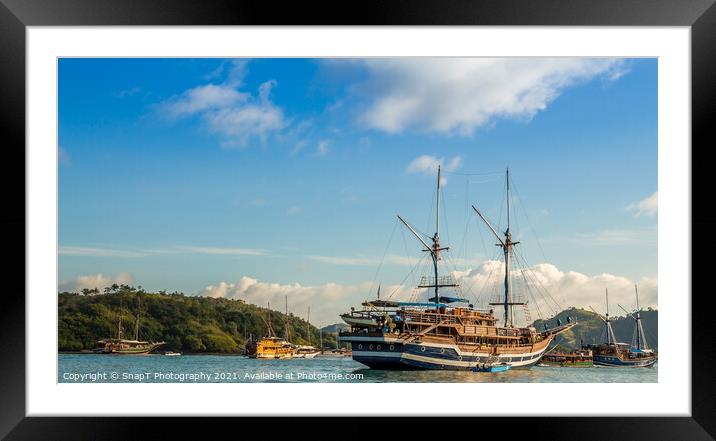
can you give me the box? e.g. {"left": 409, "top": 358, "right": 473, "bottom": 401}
{"left": 593, "top": 354, "right": 657, "bottom": 367}
{"left": 340, "top": 333, "right": 554, "bottom": 370}
{"left": 251, "top": 352, "right": 294, "bottom": 359}
{"left": 101, "top": 342, "right": 164, "bottom": 355}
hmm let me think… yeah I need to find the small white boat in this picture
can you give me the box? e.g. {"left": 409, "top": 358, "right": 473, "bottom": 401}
{"left": 340, "top": 311, "right": 382, "bottom": 329}
{"left": 164, "top": 351, "right": 181, "bottom": 356}
{"left": 293, "top": 345, "right": 321, "bottom": 358}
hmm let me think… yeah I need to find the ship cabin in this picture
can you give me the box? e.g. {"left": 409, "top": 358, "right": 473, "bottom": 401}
{"left": 542, "top": 348, "right": 593, "bottom": 365}
{"left": 343, "top": 298, "right": 545, "bottom": 349}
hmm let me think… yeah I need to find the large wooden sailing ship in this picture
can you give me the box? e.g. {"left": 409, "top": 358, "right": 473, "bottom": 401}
{"left": 339, "top": 167, "right": 575, "bottom": 370}
{"left": 97, "top": 295, "right": 165, "bottom": 355}
{"left": 586, "top": 286, "right": 657, "bottom": 367}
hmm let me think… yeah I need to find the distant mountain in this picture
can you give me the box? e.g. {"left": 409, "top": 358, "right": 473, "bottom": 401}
{"left": 321, "top": 323, "right": 349, "bottom": 334}
{"left": 532, "top": 307, "right": 658, "bottom": 350}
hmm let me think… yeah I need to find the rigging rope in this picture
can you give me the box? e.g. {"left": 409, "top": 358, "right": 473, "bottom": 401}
{"left": 368, "top": 218, "right": 400, "bottom": 299}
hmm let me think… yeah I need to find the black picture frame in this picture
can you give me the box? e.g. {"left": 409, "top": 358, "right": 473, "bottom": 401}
{"left": 2, "top": 0, "right": 713, "bottom": 439}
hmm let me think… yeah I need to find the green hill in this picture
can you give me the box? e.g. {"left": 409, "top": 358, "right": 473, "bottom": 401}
{"left": 532, "top": 307, "right": 658, "bottom": 350}
{"left": 58, "top": 286, "right": 336, "bottom": 353}
{"left": 321, "top": 323, "right": 349, "bottom": 334}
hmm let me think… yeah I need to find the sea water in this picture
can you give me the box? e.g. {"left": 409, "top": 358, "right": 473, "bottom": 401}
{"left": 58, "top": 354, "right": 657, "bottom": 383}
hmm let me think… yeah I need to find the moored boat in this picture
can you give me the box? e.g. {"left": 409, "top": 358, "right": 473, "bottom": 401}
{"left": 97, "top": 295, "right": 164, "bottom": 355}
{"left": 585, "top": 286, "right": 657, "bottom": 367}
{"left": 245, "top": 300, "right": 295, "bottom": 359}
{"left": 293, "top": 345, "right": 321, "bottom": 358}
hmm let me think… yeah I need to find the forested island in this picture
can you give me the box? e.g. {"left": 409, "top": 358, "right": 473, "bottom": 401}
{"left": 59, "top": 284, "right": 656, "bottom": 353}
{"left": 533, "top": 307, "right": 658, "bottom": 350}
{"left": 58, "top": 284, "right": 338, "bottom": 353}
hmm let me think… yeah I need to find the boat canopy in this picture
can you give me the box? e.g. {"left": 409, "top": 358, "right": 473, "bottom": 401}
{"left": 427, "top": 296, "right": 470, "bottom": 304}
{"left": 362, "top": 300, "right": 448, "bottom": 308}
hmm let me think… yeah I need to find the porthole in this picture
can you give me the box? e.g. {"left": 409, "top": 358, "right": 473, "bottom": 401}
{"left": 389, "top": 345, "right": 395, "bottom": 351}
{"left": 369, "top": 344, "right": 373, "bottom": 350}
{"left": 377, "top": 345, "right": 381, "bottom": 350}
{"left": 420, "top": 346, "right": 426, "bottom": 352}
{"left": 357, "top": 344, "right": 362, "bottom": 350}
{"left": 440, "top": 348, "right": 445, "bottom": 354}
{"left": 458, "top": 356, "right": 463, "bottom": 361}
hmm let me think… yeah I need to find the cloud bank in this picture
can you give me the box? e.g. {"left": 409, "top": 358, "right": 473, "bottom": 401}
{"left": 198, "top": 261, "right": 656, "bottom": 326}
{"left": 60, "top": 272, "right": 135, "bottom": 293}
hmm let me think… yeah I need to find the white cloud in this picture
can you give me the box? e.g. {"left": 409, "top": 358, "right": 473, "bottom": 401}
{"left": 59, "top": 272, "right": 135, "bottom": 293}
{"left": 454, "top": 261, "right": 657, "bottom": 324}
{"left": 199, "top": 276, "right": 391, "bottom": 326}
{"left": 161, "top": 84, "right": 247, "bottom": 118}
{"left": 353, "top": 58, "right": 628, "bottom": 135}
{"left": 287, "top": 206, "right": 303, "bottom": 216}
{"left": 407, "top": 155, "right": 462, "bottom": 174}
{"left": 406, "top": 155, "right": 462, "bottom": 184}
{"left": 116, "top": 86, "right": 141, "bottom": 98}
{"left": 307, "top": 253, "right": 484, "bottom": 268}
{"left": 156, "top": 61, "right": 285, "bottom": 147}
{"left": 59, "top": 246, "right": 149, "bottom": 258}
{"left": 198, "top": 260, "right": 656, "bottom": 327}
{"left": 626, "top": 191, "right": 658, "bottom": 217}
{"left": 59, "top": 245, "right": 266, "bottom": 257}
{"left": 316, "top": 139, "right": 332, "bottom": 156}
{"left": 566, "top": 228, "right": 657, "bottom": 246}
{"left": 176, "top": 246, "right": 266, "bottom": 256}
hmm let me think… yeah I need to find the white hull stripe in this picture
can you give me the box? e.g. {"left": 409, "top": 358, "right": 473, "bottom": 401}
{"left": 352, "top": 349, "right": 547, "bottom": 368}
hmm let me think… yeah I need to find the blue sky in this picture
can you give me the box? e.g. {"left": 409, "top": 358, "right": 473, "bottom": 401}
{"left": 58, "top": 58, "right": 657, "bottom": 325}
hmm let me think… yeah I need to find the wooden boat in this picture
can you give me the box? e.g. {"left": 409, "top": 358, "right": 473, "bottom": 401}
{"left": 246, "top": 336, "right": 294, "bottom": 359}
{"left": 339, "top": 168, "right": 576, "bottom": 370}
{"left": 585, "top": 287, "right": 657, "bottom": 367}
{"left": 97, "top": 295, "right": 164, "bottom": 355}
{"left": 245, "top": 299, "right": 295, "bottom": 359}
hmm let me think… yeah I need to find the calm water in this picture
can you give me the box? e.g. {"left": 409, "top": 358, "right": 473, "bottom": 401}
{"left": 59, "top": 354, "right": 657, "bottom": 383}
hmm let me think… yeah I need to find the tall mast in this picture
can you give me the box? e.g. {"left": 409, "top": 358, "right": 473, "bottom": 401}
{"left": 285, "top": 296, "right": 290, "bottom": 341}
{"left": 267, "top": 301, "right": 272, "bottom": 338}
{"left": 634, "top": 284, "right": 648, "bottom": 350}
{"left": 433, "top": 165, "right": 441, "bottom": 306}
{"left": 473, "top": 168, "right": 522, "bottom": 328}
{"left": 134, "top": 294, "right": 141, "bottom": 341}
{"left": 307, "top": 307, "right": 310, "bottom": 346}
{"left": 606, "top": 288, "right": 610, "bottom": 344}
{"left": 504, "top": 168, "right": 514, "bottom": 327}
{"left": 604, "top": 288, "right": 617, "bottom": 345}
{"left": 117, "top": 298, "right": 123, "bottom": 341}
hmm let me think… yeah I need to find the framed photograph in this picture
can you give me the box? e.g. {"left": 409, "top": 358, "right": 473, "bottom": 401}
{"left": 4, "top": 0, "right": 714, "bottom": 439}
